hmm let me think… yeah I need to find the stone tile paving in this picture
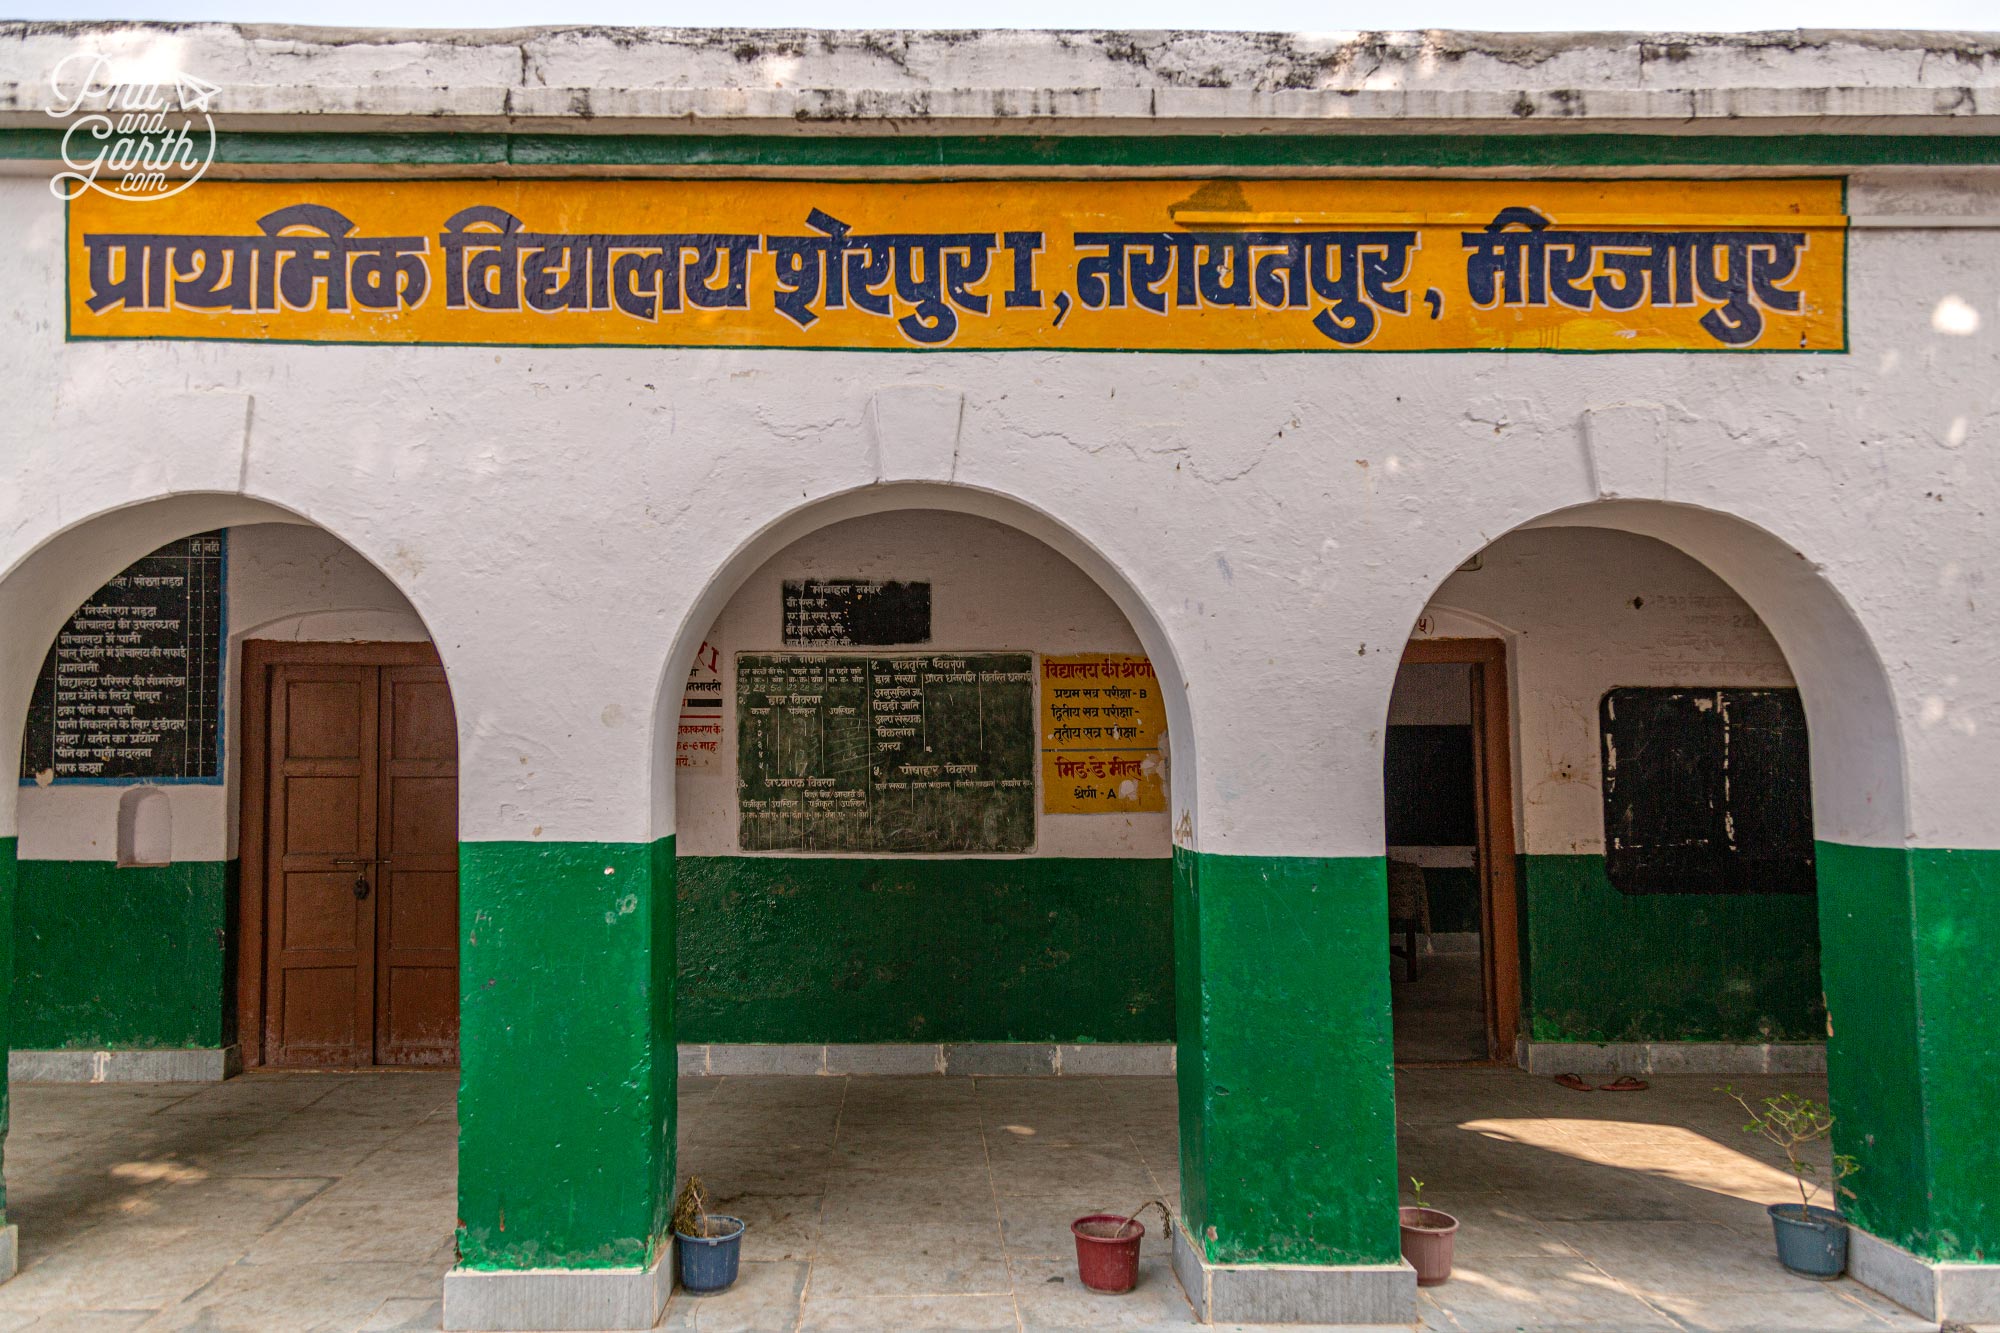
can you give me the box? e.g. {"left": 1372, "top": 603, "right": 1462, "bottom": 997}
{"left": 0, "top": 1070, "right": 455, "bottom": 1332}
{"left": 0, "top": 1066, "right": 1959, "bottom": 1332}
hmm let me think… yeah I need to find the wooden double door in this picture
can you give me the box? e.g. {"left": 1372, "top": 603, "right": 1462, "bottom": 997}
{"left": 247, "top": 643, "right": 459, "bottom": 1067}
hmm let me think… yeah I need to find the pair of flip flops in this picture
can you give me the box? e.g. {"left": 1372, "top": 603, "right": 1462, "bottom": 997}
{"left": 1555, "top": 1073, "right": 1648, "bottom": 1092}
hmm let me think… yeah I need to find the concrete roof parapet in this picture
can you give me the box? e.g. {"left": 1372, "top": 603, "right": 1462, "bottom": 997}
{"left": 0, "top": 23, "right": 1995, "bottom": 134}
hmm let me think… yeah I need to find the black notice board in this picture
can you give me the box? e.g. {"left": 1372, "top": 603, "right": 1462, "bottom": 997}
{"left": 1600, "top": 687, "right": 1814, "bottom": 895}
{"left": 1384, "top": 725, "right": 1478, "bottom": 846}
{"left": 737, "top": 652, "right": 1034, "bottom": 852}
{"left": 19, "top": 531, "right": 226, "bottom": 785}
{"left": 783, "top": 580, "right": 932, "bottom": 647}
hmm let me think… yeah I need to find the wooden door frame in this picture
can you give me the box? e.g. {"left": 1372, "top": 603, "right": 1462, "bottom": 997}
{"left": 1398, "top": 637, "right": 1522, "bottom": 1062}
{"left": 238, "top": 640, "right": 445, "bottom": 1069}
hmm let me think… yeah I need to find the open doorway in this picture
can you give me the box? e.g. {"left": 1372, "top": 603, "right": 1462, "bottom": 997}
{"left": 1384, "top": 639, "right": 1519, "bottom": 1064}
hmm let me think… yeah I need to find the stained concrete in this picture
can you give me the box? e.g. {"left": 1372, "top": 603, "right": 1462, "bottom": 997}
{"left": 5, "top": 26, "right": 1999, "bottom": 135}
{"left": 0, "top": 1068, "right": 1955, "bottom": 1331}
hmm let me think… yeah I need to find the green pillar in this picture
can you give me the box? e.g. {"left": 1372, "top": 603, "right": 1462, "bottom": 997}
{"left": 1820, "top": 842, "right": 2000, "bottom": 1262}
{"left": 1173, "top": 846, "right": 1400, "bottom": 1266}
{"left": 456, "top": 836, "right": 677, "bottom": 1272}
{"left": 0, "top": 834, "right": 12, "bottom": 1233}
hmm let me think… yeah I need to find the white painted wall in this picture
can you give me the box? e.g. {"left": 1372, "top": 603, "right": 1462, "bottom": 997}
{"left": 1418, "top": 528, "right": 1795, "bottom": 856}
{"left": 14, "top": 522, "right": 429, "bottom": 863}
{"left": 677, "top": 509, "right": 1167, "bottom": 858}
{"left": 0, "top": 168, "right": 1995, "bottom": 856}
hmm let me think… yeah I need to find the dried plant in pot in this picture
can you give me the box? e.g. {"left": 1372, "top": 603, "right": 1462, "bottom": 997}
{"left": 1070, "top": 1200, "right": 1171, "bottom": 1295}
{"left": 1719, "top": 1086, "right": 1859, "bottom": 1280}
{"left": 1398, "top": 1178, "right": 1459, "bottom": 1286}
{"left": 672, "top": 1176, "right": 746, "bottom": 1294}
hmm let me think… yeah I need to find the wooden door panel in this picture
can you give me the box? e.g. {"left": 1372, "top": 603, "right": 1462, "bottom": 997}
{"left": 376, "top": 665, "right": 459, "bottom": 1067}
{"left": 383, "top": 966, "right": 459, "bottom": 1066}
{"left": 388, "top": 777, "right": 457, "bottom": 854}
{"left": 279, "top": 872, "right": 367, "bottom": 951}
{"left": 284, "top": 680, "right": 368, "bottom": 758}
{"left": 386, "top": 870, "right": 459, "bottom": 952}
{"left": 265, "top": 664, "right": 378, "bottom": 1067}
{"left": 280, "top": 967, "right": 363, "bottom": 1053}
{"left": 281, "top": 776, "right": 367, "bottom": 853}
{"left": 387, "top": 678, "right": 456, "bottom": 759}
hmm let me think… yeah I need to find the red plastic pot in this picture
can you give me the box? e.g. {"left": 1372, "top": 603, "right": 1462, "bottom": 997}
{"left": 1072, "top": 1213, "right": 1144, "bottom": 1294}
{"left": 1399, "top": 1206, "right": 1459, "bottom": 1286}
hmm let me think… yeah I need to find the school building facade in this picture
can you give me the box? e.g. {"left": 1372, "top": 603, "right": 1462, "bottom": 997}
{"left": 0, "top": 21, "right": 1996, "bottom": 1328}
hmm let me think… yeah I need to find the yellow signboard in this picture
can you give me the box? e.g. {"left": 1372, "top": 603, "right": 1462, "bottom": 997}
{"left": 1042, "top": 654, "right": 1167, "bottom": 815}
{"left": 67, "top": 177, "right": 1845, "bottom": 352}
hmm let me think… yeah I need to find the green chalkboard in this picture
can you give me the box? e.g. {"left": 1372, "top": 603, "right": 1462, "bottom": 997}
{"left": 737, "top": 653, "right": 1035, "bottom": 852}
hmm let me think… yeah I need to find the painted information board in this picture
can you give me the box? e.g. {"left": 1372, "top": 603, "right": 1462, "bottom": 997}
{"left": 68, "top": 178, "right": 1845, "bottom": 353}
{"left": 737, "top": 652, "right": 1034, "bottom": 852}
{"left": 782, "top": 580, "right": 932, "bottom": 647}
{"left": 676, "top": 639, "right": 723, "bottom": 771}
{"left": 19, "top": 531, "right": 226, "bottom": 784}
{"left": 1040, "top": 654, "right": 1167, "bottom": 814}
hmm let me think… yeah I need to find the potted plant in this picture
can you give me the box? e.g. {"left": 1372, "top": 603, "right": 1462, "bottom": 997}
{"left": 672, "top": 1176, "right": 746, "bottom": 1294}
{"left": 1720, "top": 1086, "right": 1859, "bottom": 1279}
{"left": 1398, "top": 1178, "right": 1459, "bottom": 1286}
{"left": 1070, "top": 1200, "right": 1171, "bottom": 1295}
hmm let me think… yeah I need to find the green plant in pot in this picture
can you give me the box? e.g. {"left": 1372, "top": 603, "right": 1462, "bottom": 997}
{"left": 1398, "top": 1178, "right": 1459, "bottom": 1286}
{"left": 1719, "top": 1086, "right": 1859, "bottom": 1279}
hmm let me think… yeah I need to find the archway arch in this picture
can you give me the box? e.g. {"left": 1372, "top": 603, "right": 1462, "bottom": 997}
{"left": 640, "top": 482, "right": 1202, "bottom": 1306}
{"left": 0, "top": 493, "right": 466, "bottom": 1304}
{"left": 1377, "top": 497, "right": 1922, "bottom": 1314}
{"left": 649, "top": 481, "right": 1198, "bottom": 845}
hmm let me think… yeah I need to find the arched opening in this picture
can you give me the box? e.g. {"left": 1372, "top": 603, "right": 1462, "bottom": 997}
{"left": 654, "top": 489, "right": 1195, "bottom": 1319}
{"left": 0, "top": 498, "right": 462, "bottom": 1318}
{"left": 1382, "top": 504, "right": 1908, "bottom": 1325}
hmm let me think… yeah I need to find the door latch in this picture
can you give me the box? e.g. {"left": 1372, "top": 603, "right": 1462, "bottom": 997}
{"left": 331, "top": 856, "right": 381, "bottom": 901}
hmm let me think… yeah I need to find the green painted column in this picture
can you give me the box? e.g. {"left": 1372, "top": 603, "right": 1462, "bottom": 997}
{"left": 457, "top": 837, "right": 676, "bottom": 1271}
{"left": 0, "top": 835, "right": 12, "bottom": 1228}
{"left": 1174, "top": 847, "right": 1400, "bottom": 1266}
{"left": 1819, "top": 842, "right": 2000, "bottom": 1262}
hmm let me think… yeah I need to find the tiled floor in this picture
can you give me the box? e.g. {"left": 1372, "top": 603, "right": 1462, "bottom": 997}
{"left": 0, "top": 1070, "right": 457, "bottom": 1331}
{"left": 0, "top": 1066, "right": 1950, "bottom": 1331}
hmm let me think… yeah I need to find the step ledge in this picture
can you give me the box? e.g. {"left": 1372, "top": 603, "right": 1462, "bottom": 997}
{"left": 10, "top": 1046, "right": 241, "bottom": 1083}
{"left": 678, "top": 1042, "right": 1176, "bottom": 1077}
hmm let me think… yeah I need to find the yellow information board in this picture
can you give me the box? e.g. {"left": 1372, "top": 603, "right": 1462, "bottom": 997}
{"left": 1042, "top": 654, "right": 1167, "bottom": 815}
{"left": 68, "top": 177, "right": 1845, "bottom": 352}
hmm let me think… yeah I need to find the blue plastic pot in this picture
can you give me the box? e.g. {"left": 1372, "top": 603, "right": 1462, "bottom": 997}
{"left": 1768, "top": 1203, "right": 1847, "bottom": 1279}
{"left": 676, "top": 1216, "right": 745, "bottom": 1293}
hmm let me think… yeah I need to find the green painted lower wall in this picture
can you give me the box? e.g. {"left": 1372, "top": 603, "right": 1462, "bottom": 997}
{"left": 458, "top": 837, "right": 676, "bottom": 1272}
{"left": 1174, "top": 847, "right": 1399, "bottom": 1267}
{"left": 1908, "top": 846, "right": 2000, "bottom": 1262}
{"left": 676, "top": 856, "right": 1173, "bottom": 1044}
{"left": 10, "top": 858, "right": 233, "bottom": 1050}
{"left": 1817, "top": 840, "right": 1931, "bottom": 1258}
{"left": 1521, "top": 853, "right": 1825, "bottom": 1044}
{"left": 0, "top": 837, "right": 14, "bottom": 1223}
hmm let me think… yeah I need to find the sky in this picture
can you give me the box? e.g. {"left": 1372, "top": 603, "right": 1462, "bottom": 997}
{"left": 8, "top": 0, "right": 1996, "bottom": 32}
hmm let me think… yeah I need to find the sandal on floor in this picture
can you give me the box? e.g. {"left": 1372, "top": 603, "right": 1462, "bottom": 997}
{"left": 1599, "top": 1076, "right": 1650, "bottom": 1092}
{"left": 1554, "top": 1073, "right": 1592, "bottom": 1092}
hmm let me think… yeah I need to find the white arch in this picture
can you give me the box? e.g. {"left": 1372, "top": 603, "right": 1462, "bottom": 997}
{"left": 0, "top": 494, "right": 456, "bottom": 839}
{"left": 647, "top": 481, "right": 1197, "bottom": 845}
{"left": 1519, "top": 500, "right": 1908, "bottom": 849}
